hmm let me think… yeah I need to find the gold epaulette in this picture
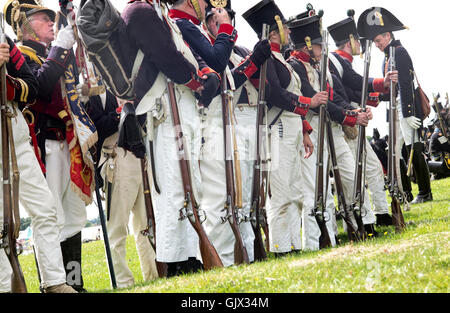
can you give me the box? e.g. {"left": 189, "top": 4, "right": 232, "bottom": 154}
{"left": 18, "top": 45, "right": 44, "bottom": 66}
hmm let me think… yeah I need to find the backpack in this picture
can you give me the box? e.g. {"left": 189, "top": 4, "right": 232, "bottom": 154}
{"left": 77, "top": 0, "right": 144, "bottom": 100}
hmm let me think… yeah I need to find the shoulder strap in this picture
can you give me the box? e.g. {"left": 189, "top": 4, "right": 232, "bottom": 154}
{"left": 131, "top": 49, "right": 145, "bottom": 84}
{"left": 329, "top": 52, "right": 343, "bottom": 78}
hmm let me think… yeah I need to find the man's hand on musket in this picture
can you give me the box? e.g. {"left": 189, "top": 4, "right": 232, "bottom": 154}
{"left": 383, "top": 70, "right": 399, "bottom": 88}
{"left": 303, "top": 132, "right": 314, "bottom": 159}
{"left": 356, "top": 111, "right": 370, "bottom": 127}
{"left": 0, "top": 42, "right": 10, "bottom": 67}
{"left": 310, "top": 91, "right": 328, "bottom": 108}
{"left": 366, "top": 107, "right": 374, "bottom": 120}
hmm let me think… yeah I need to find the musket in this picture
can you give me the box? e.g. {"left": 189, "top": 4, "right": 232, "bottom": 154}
{"left": 220, "top": 68, "right": 250, "bottom": 265}
{"left": 249, "top": 23, "right": 269, "bottom": 262}
{"left": 433, "top": 94, "right": 449, "bottom": 142}
{"left": 388, "top": 47, "right": 406, "bottom": 232}
{"left": 312, "top": 30, "right": 332, "bottom": 249}
{"left": 152, "top": 0, "right": 222, "bottom": 272}
{"left": 0, "top": 13, "right": 27, "bottom": 293}
{"left": 325, "top": 116, "right": 361, "bottom": 242}
{"left": 167, "top": 79, "right": 223, "bottom": 270}
{"left": 139, "top": 157, "right": 167, "bottom": 278}
{"left": 351, "top": 39, "right": 374, "bottom": 240}
{"left": 90, "top": 147, "right": 117, "bottom": 289}
{"left": 406, "top": 70, "right": 417, "bottom": 177}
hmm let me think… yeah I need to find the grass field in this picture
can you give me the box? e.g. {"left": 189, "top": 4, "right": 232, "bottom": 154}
{"left": 18, "top": 177, "right": 450, "bottom": 293}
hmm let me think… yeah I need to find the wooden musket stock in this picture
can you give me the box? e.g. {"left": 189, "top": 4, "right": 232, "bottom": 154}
{"left": 0, "top": 13, "right": 27, "bottom": 292}
{"left": 167, "top": 80, "right": 223, "bottom": 270}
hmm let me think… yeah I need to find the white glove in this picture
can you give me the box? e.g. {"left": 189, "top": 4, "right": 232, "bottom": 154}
{"left": 54, "top": 25, "right": 76, "bottom": 50}
{"left": 76, "top": 83, "right": 89, "bottom": 104}
{"left": 405, "top": 116, "right": 421, "bottom": 130}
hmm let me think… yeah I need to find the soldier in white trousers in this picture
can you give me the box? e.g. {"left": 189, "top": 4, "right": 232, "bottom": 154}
{"left": 327, "top": 10, "right": 398, "bottom": 226}
{"left": 88, "top": 90, "right": 158, "bottom": 289}
{"left": 287, "top": 12, "right": 377, "bottom": 244}
{"left": 0, "top": 30, "right": 75, "bottom": 293}
{"left": 243, "top": 0, "right": 327, "bottom": 255}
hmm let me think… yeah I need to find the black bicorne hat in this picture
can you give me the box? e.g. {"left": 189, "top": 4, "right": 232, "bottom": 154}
{"left": 357, "top": 7, "right": 407, "bottom": 41}
{"left": 242, "top": 0, "right": 286, "bottom": 38}
{"left": 288, "top": 11, "right": 324, "bottom": 49}
{"left": 328, "top": 9, "right": 360, "bottom": 47}
{"left": 206, "top": 0, "right": 235, "bottom": 21}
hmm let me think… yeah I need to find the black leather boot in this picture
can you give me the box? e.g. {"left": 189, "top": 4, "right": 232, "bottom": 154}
{"left": 60, "top": 232, "right": 86, "bottom": 292}
{"left": 364, "top": 224, "right": 379, "bottom": 237}
{"left": 176, "top": 257, "right": 203, "bottom": 276}
{"left": 376, "top": 214, "right": 393, "bottom": 226}
{"left": 411, "top": 142, "right": 433, "bottom": 204}
{"left": 399, "top": 156, "right": 414, "bottom": 202}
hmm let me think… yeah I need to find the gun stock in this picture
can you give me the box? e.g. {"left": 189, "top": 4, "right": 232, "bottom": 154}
{"left": 313, "top": 30, "right": 332, "bottom": 249}
{"left": 221, "top": 70, "right": 249, "bottom": 265}
{"left": 249, "top": 23, "right": 270, "bottom": 262}
{"left": 351, "top": 39, "right": 374, "bottom": 240}
{"left": 140, "top": 158, "right": 167, "bottom": 278}
{"left": 167, "top": 80, "right": 223, "bottom": 270}
{"left": 0, "top": 13, "right": 27, "bottom": 292}
{"left": 388, "top": 47, "right": 406, "bottom": 233}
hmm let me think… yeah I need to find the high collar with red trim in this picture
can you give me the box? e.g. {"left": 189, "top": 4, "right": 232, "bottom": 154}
{"left": 290, "top": 50, "right": 311, "bottom": 63}
{"left": 270, "top": 42, "right": 281, "bottom": 53}
{"left": 335, "top": 49, "right": 353, "bottom": 63}
{"left": 169, "top": 9, "right": 201, "bottom": 25}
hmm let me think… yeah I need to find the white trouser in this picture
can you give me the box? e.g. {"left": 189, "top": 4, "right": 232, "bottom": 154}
{"left": 331, "top": 124, "right": 376, "bottom": 226}
{"left": 200, "top": 98, "right": 255, "bottom": 267}
{"left": 0, "top": 107, "right": 66, "bottom": 291}
{"left": 266, "top": 112, "right": 304, "bottom": 253}
{"left": 103, "top": 145, "right": 158, "bottom": 288}
{"left": 301, "top": 114, "right": 337, "bottom": 251}
{"left": 153, "top": 86, "right": 201, "bottom": 263}
{"left": 347, "top": 135, "right": 390, "bottom": 215}
{"left": 45, "top": 139, "right": 87, "bottom": 242}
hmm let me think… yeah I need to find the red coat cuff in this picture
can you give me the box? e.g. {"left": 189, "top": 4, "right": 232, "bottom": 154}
{"left": 343, "top": 110, "right": 358, "bottom": 127}
{"left": 303, "top": 120, "right": 313, "bottom": 135}
{"left": 367, "top": 92, "right": 380, "bottom": 107}
{"left": 184, "top": 71, "right": 203, "bottom": 91}
{"left": 372, "top": 78, "right": 389, "bottom": 93}
{"left": 294, "top": 96, "right": 311, "bottom": 116}
{"left": 218, "top": 23, "right": 238, "bottom": 42}
{"left": 235, "top": 57, "right": 258, "bottom": 80}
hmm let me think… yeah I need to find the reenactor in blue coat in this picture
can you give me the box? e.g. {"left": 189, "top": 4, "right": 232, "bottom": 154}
{"left": 358, "top": 7, "right": 433, "bottom": 204}
{"left": 243, "top": 0, "right": 328, "bottom": 254}
{"left": 327, "top": 10, "right": 398, "bottom": 227}
{"left": 285, "top": 10, "right": 378, "bottom": 246}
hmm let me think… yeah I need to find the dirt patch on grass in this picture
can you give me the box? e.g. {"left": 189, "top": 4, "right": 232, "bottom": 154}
{"left": 289, "top": 232, "right": 449, "bottom": 269}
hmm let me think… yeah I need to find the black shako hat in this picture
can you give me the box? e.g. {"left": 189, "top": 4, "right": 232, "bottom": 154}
{"left": 328, "top": 9, "right": 360, "bottom": 46}
{"left": 357, "top": 7, "right": 408, "bottom": 41}
{"left": 242, "top": 0, "right": 286, "bottom": 38}
{"left": 206, "top": 0, "right": 235, "bottom": 21}
{"left": 288, "top": 12, "right": 324, "bottom": 49}
{"left": 286, "top": 3, "right": 316, "bottom": 24}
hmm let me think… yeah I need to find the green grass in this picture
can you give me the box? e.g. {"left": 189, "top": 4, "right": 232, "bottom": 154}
{"left": 19, "top": 178, "right": 450, "bottom": 293}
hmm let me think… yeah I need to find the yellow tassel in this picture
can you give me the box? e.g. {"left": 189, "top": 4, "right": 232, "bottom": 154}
{"left": 274, "top": 15, "right": 286, "bottom": 45}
